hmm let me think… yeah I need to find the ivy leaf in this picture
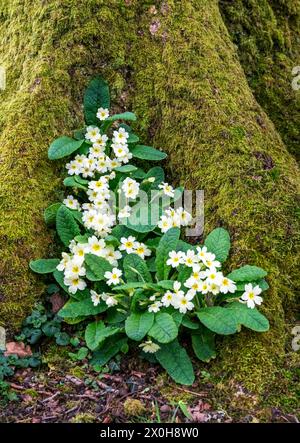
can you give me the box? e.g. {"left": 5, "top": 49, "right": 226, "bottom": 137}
{"left": 84, "top": 254, "right": 112, "bottom": 281}
{"left": 56, "top": 205, "right": 81, "bottom": 247}
{"left": 155, "top": 340, "right": 195, "bottom": 386}
{"left": 84, "top": 76, "right": 110, "bottom": 125}
{"left": 204, "top": 228, "right": 231, "bottom": 263}
{"left": 48, "top": 136, "right": 84, "bottom": 160}
{"left": 156, "top": 227, "right": 180, "bottom": 280}
{"left": 227, "top": 265, "right": 267, "bottom": 282}
{"left": 225, "top": 302, "right": 269, "bottom": 332}
{"left": 148, "top": 313, "right": 178, "bottom": 344}
{"left": 85, "top": 321, "right": 120, "bottom": 351}
{"left": 29, "top": 259, "right": 60, "bottom": 274}
{"left": 192, "top": 325, "right": 216, "bottom": 362}
{"left": 125, "top": 311, "right": 154, "bottom": 341}
{"left": 131, "top": 145, "right": 167, "bottom": 161}
{"left": 197, "top": 307, "right": 238, "bottom": 335}
{"left": 123, "top": 253, "right": 152, "bottom": 283}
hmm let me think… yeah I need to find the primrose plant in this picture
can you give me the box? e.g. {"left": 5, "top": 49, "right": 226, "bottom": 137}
{"left": 30, "top": 77, "right": 270, "bottom": 385}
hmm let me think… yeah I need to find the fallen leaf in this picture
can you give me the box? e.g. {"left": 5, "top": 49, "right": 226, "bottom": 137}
{"left": 50, "top": 293, "right": 65, "bottom": 313}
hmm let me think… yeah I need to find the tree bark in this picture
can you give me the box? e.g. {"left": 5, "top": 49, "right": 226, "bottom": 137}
{"left": 0, "top": 0, "right": 299, "bottom": 393}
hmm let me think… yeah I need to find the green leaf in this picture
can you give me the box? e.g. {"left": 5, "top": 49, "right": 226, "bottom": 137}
{"left": 177, "top": 266, "right": 192, "bottom": 284}
{"left": 226, "top": 302, "right": 269, "bottom": 332}
{"left": 156, "top": 280, "right": 174, "bottom": 290}
{"left": 148, "top": 313, "right": 178, "bottom": 344}
{"left": 131, "top": 145, "right": 167, "bottom": 161}
{"left": 142, "top": 167, "right": 165, "bottom": 190}
{"left": 90, "top": 335, "right": 127, "bottom": 367}
{"left": 197, "top": 307, "right": 238, "bottom": 335}
{"left": 192, "top": 325, "right": 216, "bottom": 362}
{"left": 114, "top": 164, "right": 138, "bottom": 173}
{"left": 182, "top": 317, "right": 199, "bottom": 330}
{"left": 156, "top": 227, "right": 180, "bottom": 280}
{"left": 70, "top": 210, "right": 83, "bottom": 225}
{"left": 113, "top": 282, "right": 148, "bottom": 291}
{"left": 69, "top": 347, "right": 89, "bottom": 361}
{"left": 204, "top": 228, "right": 230, "bottom": 263}
{"left": 131, "top": 168, "right": 146, "bottom": 179}
{"left": 63, "top": 176, "right": 88, "bottom": 190}
{"left": 125, "top": 311, "right": 154, "bottom": 341}
{"left": 125, "top": 203, "right": 158, "bottom": 233}
{"left": 29, "top": 259, "right": 59, "bottom": 274}
{"left": 106, "top": 309, "right": 127, "bottom": 324}
{"left": 127, "top": 133, "right": 139, "bottom": 144}
{"left": 55, "top": 332, "right": 70, "bottom": 346}
{"left": 111, "top": 224, "right": 136, "bottom": 240}
{"left": 84, "top": 76, "right": 110, "bottom": 125}
{"left": 146, "top": 256, "right": 157, "bottom": 272}
{"left": 227, "top": 265, "right": 267, "bottom": 282}
{"left": 58, "top": 298, "right": 108, "bottom": 319}
{"left": 106, "top": 112, "right": 136, "bottom": 122}
{"left": 48, "top": 136, "right": 84, "bottom": 160}
{"left": 56, "top": 205, "right": 80, "bottom": 247}
{"left": 104, "top": 235, "right": 120, "bottom": 247}
{"left": 156, "top": 340, "right": 195, "bottom": 386}
{"left": 74, "top": 234, "right": 90, "bottom": 244}
{"left": 84, "top": 254, "right": 112, "bottom": 281}
{"left": 85, "top": 321, "right": 120, "bottom": 351}
{"left": 44, "top": 203, "right": 62, "bottom": 226}
{"left": 123, "top": 253, "right": 152, "bottom": 283}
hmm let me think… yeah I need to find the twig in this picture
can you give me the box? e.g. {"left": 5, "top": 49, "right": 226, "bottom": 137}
{"left": 174, "top": 387, "right": 208, "bottom": 397}
{"left": 41, "top": 391, "right": 60, "bottom": 403}
{"left": 69, "top": 394, "right": 99, "bottom": 401}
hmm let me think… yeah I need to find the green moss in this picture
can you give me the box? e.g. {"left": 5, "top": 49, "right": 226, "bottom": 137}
{"left": 220, "top": 0, "right": 300, "bottom": 160}
{"left": 71, "top": 413, "right": 96, "bottom": 423}
{"left": 23, "top": 388, "right": 39, "bottom": 398}
{"left": 123, "top": 398, "right": 146, "bottom": 417}
{"left": 0, "top": 0, "right": 138, "bottom": 329}
{"left": 69, "top": 366, "right": 86, "bottom": 379}
{"left": 42, "top": 343, "right": 70, "bottom": 369}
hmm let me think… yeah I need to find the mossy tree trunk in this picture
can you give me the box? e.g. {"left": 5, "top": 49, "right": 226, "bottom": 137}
{"left": 220, "top": 0, "right": 300, "bottom": 160}
{"left": 0, "top": 0, "right": 299, "bottom": 393}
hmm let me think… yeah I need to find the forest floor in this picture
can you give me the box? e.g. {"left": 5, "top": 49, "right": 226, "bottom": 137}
{"left": 0, "top": 344, "right": 299, "bottom": 423}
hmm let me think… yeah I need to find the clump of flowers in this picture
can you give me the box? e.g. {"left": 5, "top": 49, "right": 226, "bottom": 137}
{"left": 30, "top": 77, "right": 270, "bottom": 386}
